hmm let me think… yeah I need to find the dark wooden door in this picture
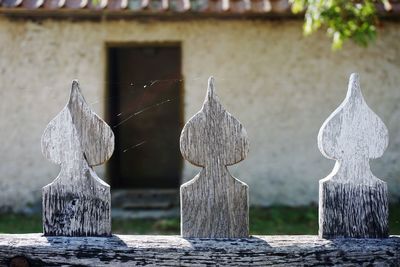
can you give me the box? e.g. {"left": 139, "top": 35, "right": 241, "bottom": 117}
{"left": 107, "top": 45, "right": 182, "bottom": 189}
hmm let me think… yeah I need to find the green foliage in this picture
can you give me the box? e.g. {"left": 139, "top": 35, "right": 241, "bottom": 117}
{"left": 1, "top": 204, "right": 399, "bottom": 235}
{"left": 290, "top": 0, "right": 389, "bottom": 49}
{"left": 250, "top": 205, "right": 318, "bottom": 235}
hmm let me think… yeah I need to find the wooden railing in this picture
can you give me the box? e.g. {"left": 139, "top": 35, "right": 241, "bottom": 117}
{"left": 0, "top": 73, "right": 399, "bottom": 266}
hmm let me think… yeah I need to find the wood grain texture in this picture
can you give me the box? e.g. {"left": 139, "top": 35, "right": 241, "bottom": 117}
{"left": 41, "top": 80, "right": 114, "bottom": 236}
{"left": 180, "top": 77, "right": 249, "bottom": 238}
{"left": 0, "top": 234, "right": 399, "bottom": 266}
{"left": 318, "top": 73, "right": 389, "bottom": 238}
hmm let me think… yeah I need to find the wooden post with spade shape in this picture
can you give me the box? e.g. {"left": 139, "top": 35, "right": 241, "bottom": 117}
{"left": 180, "top": 77, "right": 249, "bottom": 238}
{"left": 41, "top": 81, "right": 114, "bottom": 236}
{"left": 318, "top": 73, "right": 389, "bottom": 238}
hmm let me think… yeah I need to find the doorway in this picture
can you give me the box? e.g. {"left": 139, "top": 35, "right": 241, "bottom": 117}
{"left": 107, "top": 44, "right": 183, "bottom": 199}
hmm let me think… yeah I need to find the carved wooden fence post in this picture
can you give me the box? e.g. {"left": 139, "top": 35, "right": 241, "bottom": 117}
{"left": 180, "top": 77, "right": 249, "bottom": 238}
{"left": 41, "top": 81, "right": 114, "bottom": 236}
{"left": 318, "top": 73, "right": 389, "bottom": 238}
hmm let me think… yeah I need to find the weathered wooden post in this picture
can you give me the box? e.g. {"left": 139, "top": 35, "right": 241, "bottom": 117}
{"left": 180, "top": 77, "right": 249, "bottom": 238}
{"left": 41, "top": 81, "right": 114, "bottom": 236}
{"left": 318, "top": 73, "right": 389, "bottom": 238}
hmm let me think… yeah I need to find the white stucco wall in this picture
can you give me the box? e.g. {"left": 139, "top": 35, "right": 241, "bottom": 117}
{"left": 0, "top": 17, "right": 399, "bottom": 211}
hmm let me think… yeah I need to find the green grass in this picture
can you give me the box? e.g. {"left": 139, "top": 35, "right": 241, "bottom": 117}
{"left": 1, "top": 205, "right": 399, "bottom": 235}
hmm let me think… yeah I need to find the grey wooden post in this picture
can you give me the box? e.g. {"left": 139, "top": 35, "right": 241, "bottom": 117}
{"left": 318, "top": 73, "right": 389, "bottom": 238}
{"left": 41, "top": 81, "right": 114, "bottom": 236}
{"left": 180, "top": 77, "right": 249, "bottom": 238}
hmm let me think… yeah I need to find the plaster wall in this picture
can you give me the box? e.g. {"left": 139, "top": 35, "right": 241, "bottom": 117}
{"left": 0, "top": 17, "right": 399, "bottom": 211}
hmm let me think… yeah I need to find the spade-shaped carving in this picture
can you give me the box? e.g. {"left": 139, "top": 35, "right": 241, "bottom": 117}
{"left": 180, "top": 77, "right": 249, "bottom": 238}
{"left": 318, "top": 73, "right": 389, "bottom": 238}
{"left": 42, "top": 81, "right": 114, "bottom": 236}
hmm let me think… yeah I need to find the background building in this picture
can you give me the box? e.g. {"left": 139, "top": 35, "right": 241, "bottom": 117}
{"left": 0, "top": 0, "right": 399, "bottom": 212}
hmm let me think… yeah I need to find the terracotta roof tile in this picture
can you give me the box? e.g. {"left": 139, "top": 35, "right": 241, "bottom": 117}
{"left": 0, "top": 0, "right": 398, "bottom": 17}
{"left": 0, "top": 0, "right": 291, "bottom": 13}
{"left": 2, "top": 0, "right": 23, "bottom": 8}
{"left": 43, "top": 0, "right": 65, "bottom": 9}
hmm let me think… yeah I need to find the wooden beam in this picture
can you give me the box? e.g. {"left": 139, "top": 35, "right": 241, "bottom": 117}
{"left": 0, "top": 234, "right": 399, "bottom": 266}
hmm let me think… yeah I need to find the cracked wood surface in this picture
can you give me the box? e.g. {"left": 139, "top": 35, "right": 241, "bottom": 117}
{"left": 0, "top": 234, "right": 399, "bottom": 266}
{"left": 41, "top": 81, "right": 114, "bottom": 236}
{"left": 180, "top": 77, "right": 249, "bottom": 238}
{"left": 318, "top": 73, "right": 389, "bottom": 238}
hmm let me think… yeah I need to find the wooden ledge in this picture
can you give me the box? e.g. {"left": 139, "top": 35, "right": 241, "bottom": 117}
{"left": 0, "top": 234, "right": 399, "bottom": 266}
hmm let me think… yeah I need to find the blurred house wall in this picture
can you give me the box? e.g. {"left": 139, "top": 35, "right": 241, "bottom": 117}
{"left": 0, "top": 17, "right": 399, "bottom": 211}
